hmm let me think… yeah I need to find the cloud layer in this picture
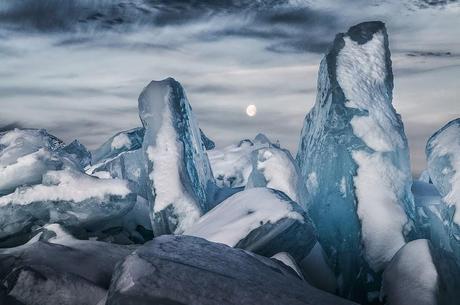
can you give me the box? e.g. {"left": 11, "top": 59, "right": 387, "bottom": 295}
{"left": 0, "top": 0, "right": 459, "bottom": 175}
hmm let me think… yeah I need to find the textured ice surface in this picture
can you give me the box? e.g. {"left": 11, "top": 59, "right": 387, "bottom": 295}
{"left": 184, "top": 188, "right": 316, "bottom": 261}
{"left": 200, "top": 128, "right": 215, "bottom": 150}
{"left": 426, "top": 118, "right": 460, "bottom": 225}
{"left": 296, "top": 21, "right": 414, "bottom": 301}
{"left": 382, "top": 239, "right": 438, "bottom": 305}
{"left": 0, "top": 225, "right": 134, "bottom": 305}
{"left": 208, "top": 134, "right": 272, "bottom": 188}
{"left": 138, "top": 78, "right": 216, "bottom": 235}
{"left": 0, "top": 168, "right": 135, "bottom": 239}
{"left": 91, "top": 127, "right": 144, "bottom": 165}
{"left": 1, "top": 265, "right": 106, "bottom": 305}
{"left": 106, "top": 235, "right": 357, "bottom": 305}
{"left": 246, "top": 146, "right": 309, "bottom": 209}
{"left": 63, "top": 139, "right": 92, "bottom": 169}
{"left": 87, "top": 148, "right": 148, "bottom": 198}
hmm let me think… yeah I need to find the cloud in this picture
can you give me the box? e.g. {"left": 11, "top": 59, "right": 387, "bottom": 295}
{"left": 0, "top": 0, "right": 458, "bottom": 175}
{"left": 0, "top": 122, "right": 23, "bottom": 133}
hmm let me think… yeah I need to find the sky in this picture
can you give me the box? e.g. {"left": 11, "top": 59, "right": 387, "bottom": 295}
{"left": 0, "top": 0, "right": 459, "bottom": 175}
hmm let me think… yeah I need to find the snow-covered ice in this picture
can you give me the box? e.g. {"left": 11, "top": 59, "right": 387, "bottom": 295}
{"left": 246, "top": 146, "right": 309, "bottom": 209}
{"left": 296, "top": 21, "right": 414, "bottom": 301}
{"left": 208, "top": 134, "right": 272, "bottom": 188}
{"left": 138, "top": 78, "right": 216, "bottom": 235}
{"left": 0, "top": 168, "right": 135, "bottom": 239}
{"left": 382, "top": 239, "right": 438, "bottom": 305}
{"left": 426, "top": 118, "right": 460, "bottom": 225}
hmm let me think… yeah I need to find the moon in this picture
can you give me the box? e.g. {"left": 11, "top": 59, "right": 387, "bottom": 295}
{"left": 246, "top": 104, "right": 257, "bottom": 117}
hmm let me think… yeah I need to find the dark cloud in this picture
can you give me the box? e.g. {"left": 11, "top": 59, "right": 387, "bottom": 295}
{"left": 0, "top": 0, "right": 287, "bottom": 32}
{"left": 411, "top": 0, "right": 458, "bottom": 8}
{"left": 406, "top": 50, "right": 454, "bottom": 57}
{"left": 0, "top": 0, "right": 341, "bottom": 54}
{"left": 0, "top": 122, "right": 23, "bottom": 133}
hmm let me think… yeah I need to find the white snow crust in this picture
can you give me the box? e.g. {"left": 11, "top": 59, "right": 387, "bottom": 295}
{"left": 184, "top": 188, "right": 303, "bottom": 247}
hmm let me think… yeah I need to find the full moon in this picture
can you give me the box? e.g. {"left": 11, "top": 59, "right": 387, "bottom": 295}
{"left": 246, "top": 104, "right": 257, "bottom": 117}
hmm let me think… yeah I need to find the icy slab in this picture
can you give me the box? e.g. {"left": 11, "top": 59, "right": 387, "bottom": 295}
{"left": 246, "top": 146, "right": 309, "bottom": 209}
{"left": 296, "top": 21, "right": 414, "bottom": 301}
{"left": 426, "top": 118, "right": 460, "bottom": 225}
{"left": 138, "top": 78, "right": 216, "bottom": 235}
{"left": 0, "top": 168, "right": 135, "bottom": 239}
{"left": 87, "top": 148, "right": 148, "bottom": 199}
{"left": 0, "top": 264, "right": 106, "bottom": 305}
{"left": 91, "top": 127, "right": 144, "bottom": 164}
{"left": 184, "top": 188, "right": 316, "bottom": 262}
{"left": 106, "top": 235, "right": 357, "bottom": 305}
{"left": 0, "top": 128, "right": 71, "bottom": 195}
{"left": 63, "top": 139, "right": 91, "bottom": 169}
{"left": 382, "top": 239, "right": 438, "bottom": 305}
{"left": 0, "top": 226, "right": 134, "bottom": 291}
{"left": 208, "top": 134, "right": 272, "bottom": 188}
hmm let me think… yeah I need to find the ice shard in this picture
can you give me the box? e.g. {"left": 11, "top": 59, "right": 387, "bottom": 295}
{"left": 426, "top": 118, "right": 460, "bottom": 226}
{"left": 63, "top": 139, "right": 92, "bottom": 169}
{"left": 296, "top": 21, "right": 414, "bottom": 301}
{"left": 138, "top": 78, "right": 216, "bottom": 235}
{"left": 91, "top": 127, "right": 144, "bottom": 165}
{"left": 106, "top": 235, "right": 357, "bottom": 305}
{"left": 200, "top": 128, "right": 215, "bottom": 150}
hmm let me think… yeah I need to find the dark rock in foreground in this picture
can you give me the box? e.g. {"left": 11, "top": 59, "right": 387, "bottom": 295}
{"left": 106, "top": 235, "right": 357, "bottom": 305}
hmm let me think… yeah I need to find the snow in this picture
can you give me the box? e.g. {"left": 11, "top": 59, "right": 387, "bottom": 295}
{"left": 337, "top": 31, "right": 404, "bottom": 153}
{"left": 0, "top": 148, "right": 56, "bottom": 195}
{"left": 0, "top": 169, "right": 131, "bottom": 206}
{"left": 352, "top": 150, "right": 409, "bottom": 271}
{"left": 208, "top": 136, "right": 270, "bottom": 188}
{"left": 111, "top": 133, "right": 131, "bottom": 150}
{"left": 246, "top": 146, "right": 308, "bottom": 208}
{"left": 253, "top": 148, "right": 298, "bottom": 202}
{"left": 382, "top": 239, "right": 438, "bottom": 305}
{"left": 306, "top": 172, "right": 318, "bottom": 195}
{"left": 184, "top": 188, "right": 304, "bottom": 247}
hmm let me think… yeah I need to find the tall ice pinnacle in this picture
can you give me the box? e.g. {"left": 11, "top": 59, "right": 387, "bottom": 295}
{"left": 138, "top": 78, "right": 216, "bottom": 235}
{"left": 296, "top": 21, "right": 415, "bottom": 302}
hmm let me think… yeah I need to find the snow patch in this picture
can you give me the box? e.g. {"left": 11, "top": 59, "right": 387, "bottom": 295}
{"left": 111, "top": 133, "right": 132, "bottom": 150}
{"left": 337, "top": 31, "right": 404, "bottom": 152}
{"left": 352, "top": 150, "right": 408, "bottom": 271}
{"left": 0, "top": 169, "right": 130, "bottom": 206}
